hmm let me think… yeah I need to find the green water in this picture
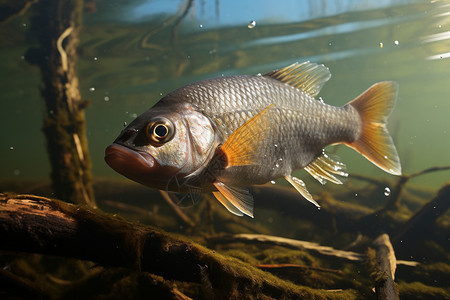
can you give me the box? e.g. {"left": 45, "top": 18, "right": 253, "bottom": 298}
{"left": 1, "top": 0, "right": 449, "bottom": 189}
{"left": 1, "top": 1, "right": 450, "bottom": 298}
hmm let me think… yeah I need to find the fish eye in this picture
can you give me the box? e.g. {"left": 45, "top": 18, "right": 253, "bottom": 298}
{"left": 145, "top": 117, "right": 175, "bottom": 146}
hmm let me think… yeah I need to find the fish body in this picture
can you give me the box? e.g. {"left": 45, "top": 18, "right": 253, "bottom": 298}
{"left": 105, "top": 62, "right": 401, "bottom": 217}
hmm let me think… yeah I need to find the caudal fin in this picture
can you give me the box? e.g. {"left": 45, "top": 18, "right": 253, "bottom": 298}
{"left": 346, "top": 81, "right": 401, "bottom": 175}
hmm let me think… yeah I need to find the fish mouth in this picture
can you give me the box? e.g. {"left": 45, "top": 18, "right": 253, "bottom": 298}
{"left": 105, "top": 143, "right": 155, "bottom": 169}
{"left": 105, "top": 143, "right": 157, "bottom": 184}
{"left": 105, "top": 143, "right": 183, "bottom": 190}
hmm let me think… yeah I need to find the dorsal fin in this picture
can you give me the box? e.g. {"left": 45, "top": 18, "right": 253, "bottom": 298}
{"left": 265, "top": 61, "right": 331, "bottom": 97}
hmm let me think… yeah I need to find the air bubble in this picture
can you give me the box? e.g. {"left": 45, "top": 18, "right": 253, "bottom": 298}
{"left": 104, "top": 96, "right": 110, "bottom": 102}
{"left": 384, "top": 187, "right": 391, "bottom": 196}
{"left": 199, "top": 24, "right": 203, "bottom": 28}
{"left": 379, "top": 42, "right": 383, "bottom": 48}
{"left": 123, "top": 122, "right": 127, "bottom": 127}
{"left": 9, "top": 146, "right": 14, "bottom": 150}
{"left": 93, "top": 57, "right": 98, "bottom": 61}
{"left": 270, "top": 180, "right": 276, "bottom": 184}
{"left": 89, "top": 87, "right": 95, "bottom": 92}
{"left": 394, "top": 40, "right": 399, "bottom": 45}
{"left": 248, "top": 20, "right": 256, "bottom": 29}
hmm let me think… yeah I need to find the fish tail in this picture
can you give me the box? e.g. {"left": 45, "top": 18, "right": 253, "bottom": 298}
{"left": 346, "top": 81, "right": 401, "bottom": 175}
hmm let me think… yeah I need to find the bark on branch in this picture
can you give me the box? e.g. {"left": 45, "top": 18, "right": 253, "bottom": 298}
{"left": 26, "top": 0, "right": 95, "bottom": 207}
{"left": 0, "top": 193, "right": 348, "bottom": 299}
{"left": 370, "top": 234, "right": 398, "bottom": 300}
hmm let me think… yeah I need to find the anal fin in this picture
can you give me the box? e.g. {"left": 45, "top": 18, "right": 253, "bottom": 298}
{"left": 304, "top": 152, "right": 348, "bottom": 185}
{"left": 284, "top": 175, "right": 320, "bottom": 208}
{"left": 213, "top": 182, "right": 254, "bottom": 218}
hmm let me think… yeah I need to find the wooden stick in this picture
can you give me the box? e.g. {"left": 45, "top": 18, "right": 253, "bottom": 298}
{"left": 159, "top": 190, "right": 195, "bottom": 228}
{"left": 208, "top": 233, "right": 364, "bottom": 261}
{"left": 255, "top": 264, "right": 344, "bottom": 275}
{"left": 370, "top": 234, "right": 398, "bottom": 300}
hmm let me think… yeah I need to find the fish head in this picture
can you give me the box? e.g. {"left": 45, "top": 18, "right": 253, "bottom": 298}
{"left": 105, "top": 103, "right": 217, "bottom": 191}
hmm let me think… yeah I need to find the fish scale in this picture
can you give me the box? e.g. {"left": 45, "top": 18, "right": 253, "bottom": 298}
{"left": 106, "top": 61, "right": 401, "bottom": 218}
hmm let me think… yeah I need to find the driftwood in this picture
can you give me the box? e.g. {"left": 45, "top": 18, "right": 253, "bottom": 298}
{"left": 0, "top": 193, "right": 354, "bottom": 299}
{"left": 393, "top": 184, "right": 450, "bottom": 245}
{"left": 255, "top": 264, "right": 344, "bottom": 275}
{"left": 208, "top": 233, "right": 364, "bottom": 261}
{"left": 25, "top": 0, "right": 95, "bottom": 207}
{"left": 381, "top": 166, "right": 450, "bottom": 213}
{"left": 207, "top": 233, "right": 418, "bottom": 267}
{"left": 370, "top": 234, "right": 397, "bottom": 300}
{"left": 159, "top": 191, "right": 195, "bottom": 228}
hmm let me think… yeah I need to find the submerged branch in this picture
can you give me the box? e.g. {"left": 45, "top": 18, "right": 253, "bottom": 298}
{"left": 208, "top": 233, "right": 365, "bottom": 261}
{"left": 0, "top": 193, "right": 349, "bottom": 299}
{"left": 392, "top": 184, "right": 450, "bottom": 245}
{"left": 159, "top": 190, "right": 195, "bottom": 228}
{"left": 369, "top": 234, "right": 398, "bottom": 300}
{"left": 208, "top": 233, "right": 418, "bottom": 267}
{"left": 255, "top": 264, "right": 344, "bottom": 275}
{"left": 359, "top": 165, "right": 450, "bottom": 216}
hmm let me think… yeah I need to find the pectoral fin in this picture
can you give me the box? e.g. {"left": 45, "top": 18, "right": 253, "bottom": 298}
{"left": 284, "top": 175, "right": 320, "bottom": 208}
{"left": 220, "top": 104, "right": 274, "bottom": 167}
{"left": 213, "top": 182, "right": 254, "bottom": 218}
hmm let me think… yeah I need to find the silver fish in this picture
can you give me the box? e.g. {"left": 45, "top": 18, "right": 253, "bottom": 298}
{"left": 105, "top": 61, "right": 401, "bottom": 218}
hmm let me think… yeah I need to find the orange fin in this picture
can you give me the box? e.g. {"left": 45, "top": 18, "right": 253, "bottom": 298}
{"left": 213, "top": 182, "right": 254, "bottom": 218}
{"left": 304, "top": 152, "right": 348, "bottom": 185}
{"left": 265, "top": 61, "right": 331, "bottom": 97}
{"left": 284, "top": 175, "right": 320, "bottom": 208}
{"left": 220, "top": 104, "right": 274, "bottom": 166}
{"left": 346, "top": 82, "right": 401, "bottom": 175}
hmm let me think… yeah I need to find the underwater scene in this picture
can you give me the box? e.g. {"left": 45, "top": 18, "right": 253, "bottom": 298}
{"left": 0, "top": 0, "right": 449, "bottom": 299}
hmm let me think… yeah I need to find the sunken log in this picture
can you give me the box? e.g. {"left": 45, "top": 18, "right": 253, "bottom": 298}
{"left": 369, "top": 234, "right": 398, "bottom": 300}
{"left": 25, "top": 0, "right": 95, "bottom": 207}
{"left": 0, "top": 193, "right": 354, "bottom": 299}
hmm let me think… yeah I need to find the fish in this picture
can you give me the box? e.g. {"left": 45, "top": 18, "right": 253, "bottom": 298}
{"left": 105, "top": 61, "right": 401, "bottom": 218}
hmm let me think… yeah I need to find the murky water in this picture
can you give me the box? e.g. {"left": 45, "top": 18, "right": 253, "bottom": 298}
{"left": 1, "top": 0, "right": 449, "bottom": 191}
{"left": 1, "top": 1, "right": 449, "bottom": 298}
